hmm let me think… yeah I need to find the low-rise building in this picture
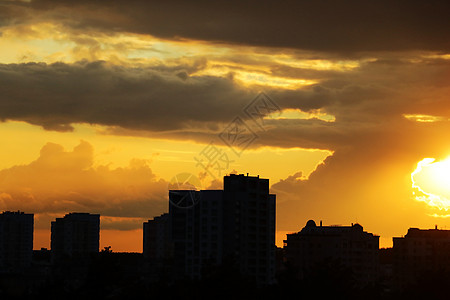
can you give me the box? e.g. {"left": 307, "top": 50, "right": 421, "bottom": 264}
{"left": 284, "top": 220, "right": 379, "bottom": 286}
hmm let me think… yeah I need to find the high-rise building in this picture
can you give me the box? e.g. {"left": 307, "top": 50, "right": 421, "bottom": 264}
{"left": 169, "top": 189, "right": 224, "bottom": 280}
{"left": 143, "top": 213, "right": 171, "bottom": 260}
{"left": 143, "top": 213, "right": 172, "bottom": 281}
{"left": 393, "top": 227, "right": 450, "bottom": 290}
{"left": 167, "top": 174, "right": 276, "bottom": 285}
{"left": 51, "top": 213, "right": 100, "bottom": 258}
{"left": 0, "top": 211, "right": 34, "bottom": 272}
{"left": 284, "top": 220, "right": 379, "bottom": 286}
{"left": 222, "top": 174, "right": 276, "bottom": 285}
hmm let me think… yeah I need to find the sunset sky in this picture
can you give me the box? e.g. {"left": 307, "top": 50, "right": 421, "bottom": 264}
{"left": 1, "top": 0, "right": 450, "bottom": 252}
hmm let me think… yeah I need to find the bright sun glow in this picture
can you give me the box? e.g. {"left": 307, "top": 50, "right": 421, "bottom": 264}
{"left": 411, "top": 157, "right": 450, "bottom": 214}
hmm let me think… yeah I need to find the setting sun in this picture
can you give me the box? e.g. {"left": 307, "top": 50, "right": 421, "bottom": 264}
{"left": 412, "top": 157, "right": 450, "bottom": 213}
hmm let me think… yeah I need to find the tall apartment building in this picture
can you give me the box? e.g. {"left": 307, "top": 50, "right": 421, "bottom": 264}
{"left": 143, "top": 213, "right": 172, "bottom": 260}
{"left": 0, "top": 211, "right": 34, "bottom": 272}
{"left": 166, "top": 174, "right": 276, "bottom": 285}
{"left": 222, "top": 174, "right": 276, "bottom": 285}
{"left": 284, "top": 220, "right": 379, "bottom": 286}
{"left": 169, "top": 189, "right": 224, "bottom": 280}
{"left": 393, "top": 227, "right": 450, "bottom": 289}
{"left": 143, "top": 213, "right": 172, "bottom": 281}
{"left": 51, "top": 213, "right": 100, "bottom": 258}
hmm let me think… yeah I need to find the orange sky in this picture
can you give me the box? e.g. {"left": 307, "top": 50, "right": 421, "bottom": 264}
{"left": 1, "top": 1, "right": 450, "bottom": 252}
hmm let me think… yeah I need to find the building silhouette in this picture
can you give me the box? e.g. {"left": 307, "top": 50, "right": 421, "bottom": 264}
{"left": 393, "top": 226, "right": 450, "bottom": 290}
{"left": 0, "top": 211, "right": 34, "bottom": 273}
{"left": 169, "top": 189, "right": 224, "bottom": 281}
{"left": 143, "top": 213, "right": 171, "bottom": 260}
{"left": 51, "top": 213, "right": 100, "bottom": 258}
{"left": 284, "top": 220, "right": 379, "bottom": 286}
{"left": 143, "top": 213, "right": 172, "bottom": 281}
{"left": 222, "top": 174, "right": 276, "bottom": 285}
{"left": 146, "top": 174, "right": 276, "bottom": 285}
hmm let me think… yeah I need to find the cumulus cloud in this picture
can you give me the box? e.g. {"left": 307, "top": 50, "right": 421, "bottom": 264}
{"left": 0, "top": 140, "right": 169, "bottom": 230}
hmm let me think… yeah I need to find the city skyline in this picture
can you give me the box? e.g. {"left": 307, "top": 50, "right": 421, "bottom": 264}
{"left": 1, "top": 1, "right": 450, "bottom": 253}
{"left": 3, "top": 167, "right": 450, "bottom": 252}
{"left": 2, "top": 206, "right": 449, "bottom": 250}
{"left": 4, "top": 199, "right": 450, "bottom": 298}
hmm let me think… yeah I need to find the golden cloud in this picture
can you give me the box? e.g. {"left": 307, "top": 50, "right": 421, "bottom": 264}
{"left": 0, "top": 140, "right": 169, "bottom": 229}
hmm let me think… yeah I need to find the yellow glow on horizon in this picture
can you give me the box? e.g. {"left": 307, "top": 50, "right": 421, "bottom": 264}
{"left": 412, "top": 157, "right": 450, "bottom": 213}
{"left": 0, "top": 121, "right": 331, "bottom": 184}
{"left": 100, "top": 229, "right": 143, "bottom": 252}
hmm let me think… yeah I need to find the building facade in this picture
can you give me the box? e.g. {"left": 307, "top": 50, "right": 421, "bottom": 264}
{"left": 51, "top": 213, "right": 100, "bottom": 258}
{"left": 166, "top": 174, "right": 276, "bottom": 285}
{"left": 284, "top": 220, "right": 379, "bottom": 286}
{"left": 0, "top": 211, "right": 34, "bottom": 272}
{"left": 143, "top": 213, "right": 171, "bottom": 260}
{"left": 222, "top": 174, "right": 276, "bottom": 285}
{"left": 393, "top": 227, "right": 450, "bottom": 290}
{"left": 169, "top": 189, "right": 224, "bottom": 280}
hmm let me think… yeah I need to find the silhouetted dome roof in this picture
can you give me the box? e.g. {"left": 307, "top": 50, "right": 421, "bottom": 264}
{"left": 306, "top": 220, "right": 316, "bottom": 227}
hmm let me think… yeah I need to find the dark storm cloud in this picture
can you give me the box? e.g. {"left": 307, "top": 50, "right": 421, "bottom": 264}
{"left": 246, "top": 56, "right": 450, "bottom": 149}
{"left": 0, "top": 59, "right": 343, "bottom": 149}
{"left": 22, "top": 0, "right": 450, "bottom": 54}
{"left": 1, "top": 55, "right": 450, "bottom": 151}
{"left": 0, "top": 1, "right": 31, "bottom": 27}
{"left": 0, "top": 58, "right": 357, "bottom": 147}
{"left": 0, "top": 60, "right": 254, "bottom": 132}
